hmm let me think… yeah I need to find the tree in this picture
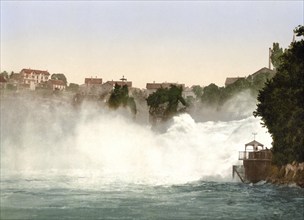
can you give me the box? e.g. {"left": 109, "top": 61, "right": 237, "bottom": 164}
{"left": 108, "top": 84, "right": 137, "bottom": 115}
{"left": 192, "top": 85, "right": 203, "bottom": 99}
{"left": 51, "top": 73, "right": 67, "bottom": 85}
{"left": 67, "top": 83, "right": 79, "bottom": 92}
{"left": 200, "top": 83, "right": 222, "bottom": 105}
{"left": 254, "top": 25, "right": 304, "bottom": 165}
{"left": 270, "top": 42, "right": 284, "bottom": 70}
{"left": 0, "top": 71, "right": 8, "bottom": 79}
{"left": 146, "top": 85, "right": 187, "bottom": 122}
{"left": 294, "top": 24, "right": 304, "bottom": 36}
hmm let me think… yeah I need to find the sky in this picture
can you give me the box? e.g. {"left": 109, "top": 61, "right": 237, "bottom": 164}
{"left": 1, "top": 1, "right": 303, "bottom": 88}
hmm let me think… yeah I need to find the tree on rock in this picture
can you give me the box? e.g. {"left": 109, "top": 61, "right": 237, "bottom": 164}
{"left": 254, "top": 25, "right": 304, "bottom": 165}
{"left": 146, "top": 85, "right": 187, "bottom": 123}
{"left": 108, "top": 84, "right": 137, "bottom": 115}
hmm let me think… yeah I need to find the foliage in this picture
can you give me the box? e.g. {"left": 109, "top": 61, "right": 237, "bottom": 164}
{"left": 108, "top": 84, "right": 137, "bottom": 115}
{"left": 192, "top": 85, "right": 203, "bottom": 99}
{"left": 294, "top": 24, "right": 304, "bottom": 36}
{"left": 67, "top": 83, "right": 79, "bottom": 92}
{"left": 270, "top": 43, "right": 284, "bottom": 70}
{"left": 51, "top": 73, "right": 67, "bottom": 85}
{"left": 254, "top": 25, "right": 304, "bottom": 165}
{"left": 0, "top": 71, "right": 9, "bottom": 79}
{"left": 200, "top": 83, "right": 222, "bottom": 106}
{"left": 199, "top": 71, "right": 275, "bottom": 108}
{"left": 250, "top": 71, "right": 275, "bottom": 92}
{"left": 146, "top": 85, "right": 187, "bottom": 121}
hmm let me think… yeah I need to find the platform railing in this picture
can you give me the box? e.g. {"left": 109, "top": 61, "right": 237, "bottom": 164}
{"left": 232, "top": 165, "right": 245, "bottom": 183}
{"left": 238, "top": 151, "right": 272, "bottom": 160}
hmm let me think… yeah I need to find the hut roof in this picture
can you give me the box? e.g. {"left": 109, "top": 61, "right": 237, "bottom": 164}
{"left": 245, "top": 140, "right": 264, "bottom": 147}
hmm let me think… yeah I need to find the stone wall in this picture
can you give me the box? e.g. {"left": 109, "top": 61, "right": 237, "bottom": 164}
{"left": 266, "top": 162, "right": 304, "bottom": 187}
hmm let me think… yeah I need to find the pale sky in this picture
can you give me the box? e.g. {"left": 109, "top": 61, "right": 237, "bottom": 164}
{"left": 1, "top": 1, "right": 303, "bottom": 88}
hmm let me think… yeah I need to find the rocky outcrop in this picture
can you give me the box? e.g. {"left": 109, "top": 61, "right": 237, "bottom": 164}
{"left": 266, "top": 162, "right": 304, "bottom": 187}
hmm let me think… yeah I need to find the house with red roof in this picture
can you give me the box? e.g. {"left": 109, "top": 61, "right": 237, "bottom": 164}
{"left": 20, "top": 68, "right": 50, "bottom": 90}
{"left": 145, "top": 82, "right": 185, "bottom": 96}
{"left": 48, "top": 79, "right": 66, "bottom": 91}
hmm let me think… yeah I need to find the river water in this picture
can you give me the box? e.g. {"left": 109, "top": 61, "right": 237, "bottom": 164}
{"left": 1, "top": 93, "right": 303, "bottom": 219}
{"left": 1, "top": 172, "right": 303, "bottom": 219}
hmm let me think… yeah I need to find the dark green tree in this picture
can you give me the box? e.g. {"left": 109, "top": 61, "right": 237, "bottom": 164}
{"left": 254, "top": 25, "right": 304, "bottom": 165}
{"left": 108, "top": 84, "right": 137, "bottom": 115}
{"left": 146, "top": 85, "right": 187, "bottom": 122}
{"left": 200, "top": 83, "right": 222, "bottom": 105}
{"left": 192, "top": 85, "right": 203, "bottom": 99}
{"left": 270, "top": 42, "right": 284, "bottom": 70}
{"left": 51, "top": 73, "right": 67, "bottom": 85}
{"left": 294, "top": 24, "right": 304, "bottom": 36}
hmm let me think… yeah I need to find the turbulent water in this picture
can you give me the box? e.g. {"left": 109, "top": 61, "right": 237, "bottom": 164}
{"left": 1, "top": 93, "right": 303, "bottom": 219}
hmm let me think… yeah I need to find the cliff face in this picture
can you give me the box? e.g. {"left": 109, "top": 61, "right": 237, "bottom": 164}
{"left": 266, "top": 162, "right": 304, "bottom": 188}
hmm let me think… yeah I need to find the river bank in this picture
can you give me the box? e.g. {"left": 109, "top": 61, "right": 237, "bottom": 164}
{"left": 266, "top": 162, "right": 304, "bottom": 188}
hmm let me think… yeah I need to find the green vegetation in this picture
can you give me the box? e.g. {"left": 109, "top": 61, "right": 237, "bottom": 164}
{"left": 146, "top": 85, "right": 187, "bottom": 122}
{"left": 270, "top": 43, "right": 284, "bottom": 70}
{"left": 192, "top": 85, "right": 203, "bottom": 99}
{"left": 198, "top": 71, "right": 275, "bottom": 108}
{"left": 51, "top": 73, "right": 67, "bottom": 85}
{"left": 67, "top": 83, "right": 79, "bottom": 92}
{"left": 254, "top": 25, "right": 304, "bottom": 166}
{"left": 108, "top": 84, "right": 137, "bottom": 115}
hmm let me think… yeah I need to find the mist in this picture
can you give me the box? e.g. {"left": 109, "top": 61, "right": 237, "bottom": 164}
{"left": 0, "top": 91, "right": 271, "bottom": 185}
{"left": 188, "top": 90, "right": 258, "bottom": 122}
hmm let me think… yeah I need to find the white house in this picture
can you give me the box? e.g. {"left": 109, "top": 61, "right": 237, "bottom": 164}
{"left": 48, "top": 79, "right": 66, "bottom": 91}
{"left": 20, "top": 68, "right": 50, "bottom": 90}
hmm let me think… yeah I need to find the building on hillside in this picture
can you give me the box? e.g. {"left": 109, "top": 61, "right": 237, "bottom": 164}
{"left": 145, "top": 82, "right": 185, "bottom": 96}
{"left": 100, "top": 81, "right": 113, "bottom": 92}
{"left": 224, "top": 77, "right": 245, "bottom": 87}
{"left": 7, "top": 73, "right": 22, "bottom": 90}
{"left": 106, "top": 80, "right": 132, "bottom": 88}
{"left": 249, "top": 67, "right": 276, "bottom": 79}
{"left": 79, "top": 77, "right": 103, "bottom": 96}
{"left": 48, "top": 79, "right": 66, "bottom": 91}
{"left": 20, "top": 68, "right": 50, "bottom": 90}
{"left": 85, "top": 77, "right": 103, "bottom": 85}
{"left": 0, "top": 76, "right": 7, "bottom": 89}
{"left": 104, "top": 76, "right": 132, "bottom": 88}
{"left": 183, "top": 87, "right": 196, "bottom": 99}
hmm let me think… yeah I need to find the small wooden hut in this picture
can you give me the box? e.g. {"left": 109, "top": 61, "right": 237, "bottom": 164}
{"left": 233, "top": 140, "right": 272, "bottom": 183}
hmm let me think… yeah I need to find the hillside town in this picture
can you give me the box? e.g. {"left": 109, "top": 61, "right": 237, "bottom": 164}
{"left": 0, "top": 67, "right": 275, "bottom": 102}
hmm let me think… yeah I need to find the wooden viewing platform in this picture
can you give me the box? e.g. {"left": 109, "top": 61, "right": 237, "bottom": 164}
{"left": 233, "top": 140, "right": 272, "bottom": 183}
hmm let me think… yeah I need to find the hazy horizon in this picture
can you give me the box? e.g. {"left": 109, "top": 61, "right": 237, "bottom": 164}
{"left": 1, "top": 1, "right": 303, "bottom": 88}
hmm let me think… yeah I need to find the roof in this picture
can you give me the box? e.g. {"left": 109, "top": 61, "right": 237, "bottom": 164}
{"left": 21, "top": 68, "right": 50, "bottom": 75}
{"left": 245, "top": 140, "right": 264, "bottom": 147}
{"left": 106, "top": 81, "right": 132, "bottom": 87}
{"left": 10, "top": 73, "right": 21, "bottom": 80}
{"left": 146, "top": 83, "right": 163, "bottom": 89}
{"left": 250, "top": 67, "right": 276, "bottom": 78}
{"left": 85, "top": 78, "right": 103, "bottom": 84}
{"left": 49, "top": 79, "right": 66, "bottom": 85}
{"left": 225, "top": 77, "right": 245, "bottom": 86}
{"left": 146, "top": 82, "right": 185, "bottom": 90}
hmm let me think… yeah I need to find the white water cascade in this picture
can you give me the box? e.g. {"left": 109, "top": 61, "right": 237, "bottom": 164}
{"left": 0, "top": 94, "right": 272, "bottom": 185}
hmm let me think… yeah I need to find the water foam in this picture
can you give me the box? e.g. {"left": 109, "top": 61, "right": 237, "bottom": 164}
{"left": 0, "top": 95, "right": 272, "bottom": 185}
